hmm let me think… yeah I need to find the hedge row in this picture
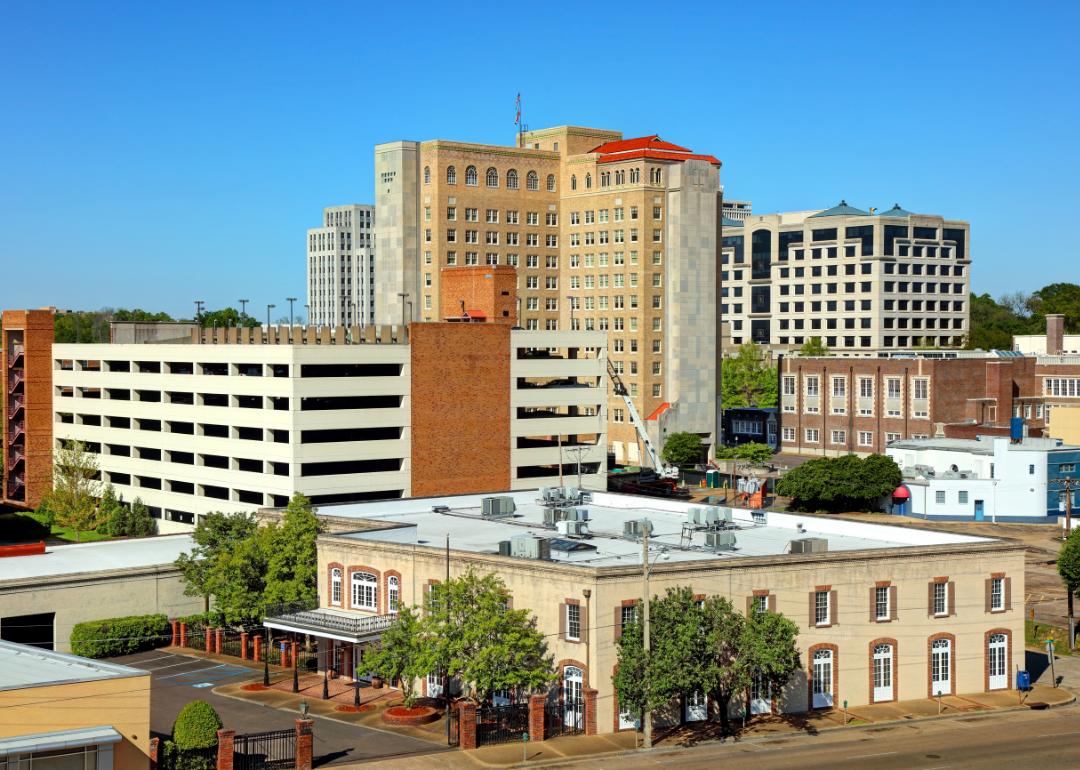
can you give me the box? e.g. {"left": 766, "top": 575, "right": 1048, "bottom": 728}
{"left": 70, "top": 613, "right": 171, "bottom": 658}
{"left": 0, "top": 512, "right": 50, "bottom": 541}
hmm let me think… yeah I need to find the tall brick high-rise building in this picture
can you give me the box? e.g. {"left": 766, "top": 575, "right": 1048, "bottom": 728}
{"left": 377, "top": 127, "right": 723, "bottom": 455}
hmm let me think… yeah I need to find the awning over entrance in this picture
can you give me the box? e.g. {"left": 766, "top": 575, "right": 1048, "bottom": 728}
{"left": 263, "top": 601, "right": 395, "bottom": 644}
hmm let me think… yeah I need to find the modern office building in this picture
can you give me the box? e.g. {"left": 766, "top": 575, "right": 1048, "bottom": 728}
{"left": 721, "top": 202, "right": 971, "bottom": 355}
{"left": 306, "top": 204, "right": 376, "bottom": 328}
{"left": 376, "top": 127, "right": 724, "bottom": 457}
{"left": 722, "top": 197, "right": 751, "bottom": 221}
{"left": 264, "top": 489, "right": 1023, "bottom": 732}
{"left": 30, "top": 321, "right": 606, "bottom": 529}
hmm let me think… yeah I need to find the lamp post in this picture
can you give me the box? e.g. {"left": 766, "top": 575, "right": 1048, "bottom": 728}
{"left": 263, "top": 626, "right": 270, "bottom": 687}
{"left": 286, "top": 298, "right": 296, "bottom": 326}
{"left": 194, "top": 301, "right": 204, "bottom": 327}
{"left": 267, "top": 304, "right": 275, "bottom": 331}
{"left": 641, "top": 527, "right": 669, "bottom": 749}
{"left": 397, "top": 293, "right": 409, "bottom": 342}
{"left": 238, "top": 300, "right": 249, "bottom": 327}
{"left": 304, "top": 304, "right": 309, "bottom": 328}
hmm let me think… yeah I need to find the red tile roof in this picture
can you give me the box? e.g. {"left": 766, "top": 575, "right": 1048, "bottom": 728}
{"left": 463, "top": 310, "right": 486, "bottom": 319}
{"left": 596, "top": 149, "right": 721, "bottom": 166}
{"left": 589, "top": 135, "right": 692, "bottom": 155}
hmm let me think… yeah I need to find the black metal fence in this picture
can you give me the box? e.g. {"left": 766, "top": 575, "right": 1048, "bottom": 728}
{"left": 219, "top": 631, "right": 245, "bottom": 659}
{"left": 160, "top": 742, "right": 217, "bottom": 770}
{"left": 448, "top": 707, "right": 459, "bottom": 747}
{"left": 476, "top": 703, "right": 530, "bottom": 747}
{"left": 544, "top": 700, "right": 584, "bottom": 738}
{"left": 186, "top": 631, "right": 208, "bottom": 652}
{"left": 235, "top": 728, "right": 296, "bottom": 770}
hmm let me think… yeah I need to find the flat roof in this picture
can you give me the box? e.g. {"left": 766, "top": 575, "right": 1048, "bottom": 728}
{"left": 888, "top": 436, "right": 1078, "bottom": 454}
{"left": 0, "top": 535, "right": 193, "bottom": 583}
{"left": 0, "top": 641, "right": 149, "bottom": 692}
{"left": 313, "top": 490, "right": 991, "bottom": 567}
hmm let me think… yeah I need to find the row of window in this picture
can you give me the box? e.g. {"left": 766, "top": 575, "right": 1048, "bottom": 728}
{"left": 569, "top": 207, "right": 661, "bottom": 225}
{"left": 308, "top": 231, "right": 372, "bottom": 253}
{"left": 324, "top": 209, "right": 370, "bottom": 228}
{"left": 568, "top": 167, "right": 663, "bottom": 191}
{"left": 785, "top": 427, "right": 913, "bottom": 446}
{"left": 784, "top": 375, "right": 929, "bottom": 400}
{"left": 732, "top": 281, "right": 967, "bottom": 297}
{"left": 425, "top": 166, "right": 556, "bottom": 191}
{"left": 330, "top": 568, "right": 400, "bottom": 613}
{"left": 426, "top": 209, "right": 553, "bottom": 225}
{"left": 726, "top": 299, "right": 966, "bottom": 316}
{"left": 1045, "top": 379, "right": 1080, "bottom": 397}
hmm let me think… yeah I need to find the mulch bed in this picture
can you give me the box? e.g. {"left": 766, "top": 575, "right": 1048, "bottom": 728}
{"left": 382, "top": 705, "right": 440, "bottom": 726}
{"left": 241, "top": 683, "right": 269, "bottom": 692}
{"left": 335, "top": 703, "right": 376, "bottom": 713}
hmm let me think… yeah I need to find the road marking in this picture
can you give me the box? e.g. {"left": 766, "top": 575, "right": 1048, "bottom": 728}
{"left": 1037, "top": 730, "right": 1080, "bottom": 737}
{"left": 919, "top": 766, "right": 951, "bottom": 770}
{"left": 130, "top": 654, "right": 174, "bottom": 664}
{"left": 846, "top": 751, "right": 897, "bottom": 759}
{"left": 138, "top": 660, "right": 203, "bottom": 672}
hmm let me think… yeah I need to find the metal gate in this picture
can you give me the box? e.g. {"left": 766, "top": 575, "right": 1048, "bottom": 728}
{"left": 544, "top": 699, "right": 584, "bottom": 738}
{"left": 235, "top": 728, "right": 296, "bottom": 770}
{"left": 448, "top": 707, "right": 459, "bottom": 747}
{"left": 160, "top": 743, "right": 217, "bottom": 770}
{"left": 476, "top": 703, "right": 529, "bottom": 747}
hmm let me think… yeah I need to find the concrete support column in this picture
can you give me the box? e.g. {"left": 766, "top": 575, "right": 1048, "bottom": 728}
{"left": 528, "top": 694, "right": 546, "bottom": 742}
{"left": 294, "top": 719, "right": 314, "bottom": 770}
{"left": 216, "top": 729, "right": 235, "bottom": 770}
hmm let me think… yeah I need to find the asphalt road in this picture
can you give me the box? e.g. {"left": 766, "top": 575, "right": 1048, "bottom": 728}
{"left": 110, "top": 650, "right": 449, "bottom": 767}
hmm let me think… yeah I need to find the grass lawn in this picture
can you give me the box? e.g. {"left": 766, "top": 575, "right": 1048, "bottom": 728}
{"left": 1026, "top": 619, "right": 1077, "bottom": 655}
{"left": 46, "top": 526, "right": 114, "bottom": 544}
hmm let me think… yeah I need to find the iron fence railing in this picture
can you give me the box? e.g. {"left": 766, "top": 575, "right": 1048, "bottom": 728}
{"left": 544, "top": 700, "right": 584, "bottom": 739}
{"left": 235, "top": 728, "right": 295, "bottom": 770}
{"left": 160, "top": 742, "right": 217, "bottom": 770}
{"left": 476, "top": 703, "right": 530, "bottom": 747}
{"left": 263, "top": 599, "right": 397, "bottom": 637}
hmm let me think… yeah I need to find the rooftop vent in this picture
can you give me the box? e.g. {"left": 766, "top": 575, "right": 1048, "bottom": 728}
{"left": 705, "top": 531, "right": 737, "bottom": 551}
{"left": 556, "top": 520, "right": 591, "bottom": 537}
{"left": 790, "top": 537, "right": 828, "bottom": 554}
{"left": 431, "top": 505, "right": 450, "bottom": 514}
{"left": 481, "top": 496, "right": 516, "bottom": 518}
{"left": 510, "top": 534, "right": 551, "bottom": 560}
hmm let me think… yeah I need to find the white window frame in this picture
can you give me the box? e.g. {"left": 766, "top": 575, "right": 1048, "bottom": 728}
{"left": 566, "top": 603, "right": 581, "bottom": 641}
{"left": 815, "top": 590, "right": 829, "bottom": 626}
{"left": 331, "top": 568, "right": 342, "bottom": 606}
{"left": 990, "top": 577, "right": 1004, "bottom": 611}
{"left": 875, "top": 585, "right": 890, "bottom": 620}
{"left": 351, "top": 571, "right": 378, "bottom": 612}
{"left": 934, "top": 581, "right": 947, "bottom": 616}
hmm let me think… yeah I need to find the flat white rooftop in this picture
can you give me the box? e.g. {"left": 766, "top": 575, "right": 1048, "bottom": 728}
{"left": 0, "top": 640, "right": 149, "bottom": 691}
{"left": 0, "top": 535, "right": 193, "bottom": 582}
{"left": 313, "top": 490, "right": 991, "bottom": 567}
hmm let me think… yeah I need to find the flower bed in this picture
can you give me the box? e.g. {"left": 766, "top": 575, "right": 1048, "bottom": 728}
{"left": 335, "top": 703, "right": 375, "bottom": 713}
{"left": 382, "top": 706, "right": 439, "bottom": 726}
{"left": 241, "top": 683, "right": 268, "bottom": 692}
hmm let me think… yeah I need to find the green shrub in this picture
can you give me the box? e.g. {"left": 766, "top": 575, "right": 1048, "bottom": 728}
{"left": 172, "top": 701, "right": 223, "bottom": 750}
{"left": 69, "top": 613, "right": 170, "bottom": 658}
{"left": 0, "top": 512, "right": 51, "bottom": 541}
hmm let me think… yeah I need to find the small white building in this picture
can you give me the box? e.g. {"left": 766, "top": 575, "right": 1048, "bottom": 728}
{"left": 886, "top": 435, "right": 1080, "bottom": 522}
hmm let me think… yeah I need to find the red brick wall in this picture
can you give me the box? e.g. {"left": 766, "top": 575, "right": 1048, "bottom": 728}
{"left": 3, "top": 309, "right": 55, "bottom": 509}
{"left": 1047, "top": 315, "right": 1065, "bottom": 355}
{"left": 439, "top": 265, "right": 518, "bottom": 324}
{"left": 410, "top": 323, "right": 511, "bottom": 496}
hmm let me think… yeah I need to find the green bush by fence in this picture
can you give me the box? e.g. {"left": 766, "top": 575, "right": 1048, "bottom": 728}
{"left": 172, "top": 700, "right": 223, "bottom": 750}
{"left": 0, "top": 512, "right": 51, "bottom": 541}
{"left": 69, "top": 613, "right": 171, "bottom": 658}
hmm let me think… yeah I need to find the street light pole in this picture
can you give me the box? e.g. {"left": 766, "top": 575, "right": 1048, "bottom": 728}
{"left": 1051, "top": 477, "right": 1076, "bottom": 647}
{"left": 238, "top": 300, "right": 249, "bottom": 327}
{"left": 286, "top": 298, "right": 297, "bottom": 326}
{"left": 642, "top": 527, "right": 652, "bottom": 749}
{"left": 397, "top": 293, "right": 409, "bottom": 342}
{"left": 267, "top": 304, "right": 275, "bottom": 333}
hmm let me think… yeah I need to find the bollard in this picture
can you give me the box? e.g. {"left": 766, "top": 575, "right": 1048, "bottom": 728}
{"left": 523, "top": 732, "right": 528, "bottom": 762}
{"left": 937, "top": 690, "right": 942, "bottom": 714}
{"left": 843, "top": 700, "right": 848, "bottom": 726}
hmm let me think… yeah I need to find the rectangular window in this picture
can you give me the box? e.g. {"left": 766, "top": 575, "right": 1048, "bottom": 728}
{"left": 936, "top": 490, "right": 946, "bottom": 504}
{"left": 832, "top": 377, "right": 846, "bottom": 398}
{"left": 783, "top": 426, "right": 795, "bottom": 442}
{"left": 806, "top": 376, "right": 820, "bottom": 397}
{"left": 887, "top": 379, "right": 901, "bottom": 399}
{"left": 613, "top": 409, "right": 624, "bottom": 423}
{"left": 567, "top": 603, "right": 581, "bottom": 641}
{"left": 859, "top": 431, "right": 873, "bottom": 446}
{"left": 958, "top": 491, "right": 969, "bottom": 504}
{"left": 831, "top": 430, "right": 846, "bottom": 445}
{"left": 876, "top": 586, "right": 890, "bottom": 620}
{"left": 990, "top": 577, "right": 1004, "bottom": 611}
{"left": 934, "top": 582, "right": 947, "bottom": 615}
{"left": 783, "top": 376, "right": 796, "bottom": 396}
{"left": 815, "top": 591, "right": 829, "bottom": 626}
{"left": 805, "top": 428, "right": 819, "bottom": 443}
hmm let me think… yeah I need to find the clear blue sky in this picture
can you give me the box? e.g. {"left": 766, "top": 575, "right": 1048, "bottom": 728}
{"left": 2, "top": 0, "right": 1077, "bottom": 320}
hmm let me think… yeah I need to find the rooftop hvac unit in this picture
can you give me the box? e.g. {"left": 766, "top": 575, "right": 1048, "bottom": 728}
{"left": 623, "top": 519, "right": 653, "bottom": 536}
{"left": 790, "top": 537, "right": 828, "bottom": 554}
{"left": 718, "top": 507, "right": 734, "bottom": 524}
{"left": 511, "top": 534, "right": 551, "bottom": 560}
{"left": 580, "top": 491, "right": 593, "bottom": 503}
{"left": 543, "top": 508, "right": 568, "bottom": 527}
{"left": 687, "top": 507, "right": 706, "bottom": 525}
{"left": 705, "top": 531, "right": 737, "bottom": 551}
{"left": 551, "top": 487, "right": 567, "bottom": 501}
{"left": 557, "top": 520, "right": 591, "bottom": 537}
{"left": 940, "top": 470, "right": 960, "bottom": 480}
{"left": 431, "top": 505, "right": 450, "bottom": 513}
{"left": 482, "top": 496, "right": 517, "bottom": 518}
{"left": 566, "top": 507, "right": 589, "bottom": 522}
{"left": 498, "top": 540, "right": 512, "bottom": 556}
{"left": 539, "top": 487, "right": 552, "bottom": 501}
{"left": 566, "top": 486, "right": 579, "bottom": 499}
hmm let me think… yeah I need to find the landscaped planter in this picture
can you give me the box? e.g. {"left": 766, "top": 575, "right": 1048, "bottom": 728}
{"left": 382, "top": 706, "right": 439, "bottom": 726}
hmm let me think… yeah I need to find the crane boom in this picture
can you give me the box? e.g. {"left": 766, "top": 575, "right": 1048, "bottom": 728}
{"left": 607, "top": 359, "right": 677, "bottom": 477}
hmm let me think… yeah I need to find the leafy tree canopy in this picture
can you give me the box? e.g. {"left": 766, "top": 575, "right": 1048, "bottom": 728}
{"left": 776, "top": 454, "right": 903, "bottom": 513}
{"left": 721, "top": 342, "right": 777, "bottom": 408}
{"left": 198, "top": 307, "right": 260, "bottom": 329}
{"left": 365, "top": 605, "right": 426, "bottom": 707}
{"left": 43, "top": 440, "right": 103, "bottom": 542}
{"left": 262, "top": 493, "right": 324, "bottom": 605}
{"left": 662, "top": 432, "right": 703, "bottom": 466}
{"left": 1057, "top": 527, "right": 1080, "bottom": 597}
{"left": 716, "top": 442, "right": 773, "bottom": 466}
{"left": 799, "top": 337, "right": 831, "bottom": 357}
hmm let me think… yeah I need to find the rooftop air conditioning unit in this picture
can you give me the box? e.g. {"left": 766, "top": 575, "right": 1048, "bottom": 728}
{"left": 566, "top": 486, "right": 579, "bottom": 500}
{"left": 557, "top": 520, "right": 591, "bottom": 537}
{"left": 482, "top": 496, "right": 517, "bottom": 518}
{"left": 566, "top": 507, "right": 589, "bottom": 522}
{"left": 543, "top": 508, "right": 567, "bottom": 528}
{"left": 498, "top": 540, "right": 512, "bottom": 556}
{"left": 687, "top": 508, "right": 706, "bottom": 525}
{"left": 705, "top": 531, "right": 737, "bottom": 551}
{"left": 539, "top": 487, "right": 552, "bottom": 501}
{"left": 790, "top": 537, "right": 828, "bottom": 554}
{"left": 580, "top": 491, "right": 594, "bottom": 503}
{"left": 717, "top": 507, "right": 733, "bottom": 524}
{"left": 431, "top": 505, "right": 450, "bottom": 513}
{"left": 622, "top": 518, "right": 653, "bottom": 536}
{"left": 511, "top": 534, "right": 551, "bottom": 560}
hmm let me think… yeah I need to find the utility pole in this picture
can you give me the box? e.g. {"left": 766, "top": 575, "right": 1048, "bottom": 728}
{"left": 238, "top": 299, "right": 249, "bottom": 327}
{"left": 1051, "top": 477, "right": 1076, "bottom": 647}
{"left": 194, "top": 301, "right": 204, "bottom": 327}
{"left": 642, "top": 526, "right": 652, "bottom": 749}
{"left": 286, "top": 298, "right": 296, "bottom": 326}
{"left": 559, "top": 433, "right": 563, "bottom": 485}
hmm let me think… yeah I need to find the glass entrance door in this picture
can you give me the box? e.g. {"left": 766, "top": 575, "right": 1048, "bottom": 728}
{"left": 563, "top": 666, "right": 583, "bottom": 728}
{"left": 873, "top": 644, "right": 893, "bottom": 702}
{"left": 932, "top": 639, "right": 952, "bottom": 695}
{"left": 989, "top": 634, "right": 1008, "bottom": 689}
{"left": 812, "top": 649, "right": 834, "bottom": 708}
{"left": 749, "top": 673, "right": 772, "bottom": 714}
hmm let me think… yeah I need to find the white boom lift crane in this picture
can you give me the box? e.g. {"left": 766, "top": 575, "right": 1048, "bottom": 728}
{"left": 608, "top": 360, "right": 679, "bottom": 479}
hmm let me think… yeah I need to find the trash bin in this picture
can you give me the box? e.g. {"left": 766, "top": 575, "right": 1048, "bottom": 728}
{"left": 1017, "top": 670, "right": 1031, "bottom": 691}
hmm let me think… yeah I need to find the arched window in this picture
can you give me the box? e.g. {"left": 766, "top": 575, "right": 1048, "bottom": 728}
{"left": 486, "top": 167, "right": 499, "bottom": 187}
{"left": 351, "top": 571, "right": 378, "bottom": 611}
{"left": 630, "top": 168, "right": 639, "bottom": 184}
{"left": 651, "top": 168, "right": 662, "bottom": 185}
{"left": 331, "top": 568, "right": 342, "bottom": 605}
{"left": 526, "top": 171, "right": 539, "bottom": 191}
{"left": 446, "top": 166, "right": 457, "bottom": 185}
{"left": 465, "top": 166, "right": 478, "bottom": 186}
{"left": 571, "top": 175, "right": 577, "bottom": 191}
{"left": 506, "top": 169, "right": 519, "bottom": 189}
{"left": 388, "top": 575, "right": 400, "bottom": 613}
{"left": 585, "top": 173, "right": 592, "bottom": 189}
{"left": 547, "top": 174, "right": 556, "bottom": 192}
{"left": 424, "top": 166, "right": 431, "bottom": 185}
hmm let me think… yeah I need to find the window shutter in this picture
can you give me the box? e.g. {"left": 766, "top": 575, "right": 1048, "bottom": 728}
{"left": 984, "top": 579, "right": 991, "bottom": 613}
{"left": 423, "top": 583, "right": 430, "bottom": 615}
{"left": 808, "top": 592, "right": 816, "bottom": 626}
{"left": 768, "top": 595, "right": 777, "bottom": 613}
{"left": 559, "top": 603, "right": 566, "bottom": 641}
{"left": 947, "top": 582, "right": 956, "bottom": 616}
{"left": 615, "top": 606, "right": 623, "bottom": 639}
{"left": 747, "top": 597, "right": 754, "bottom": 617}
{"left": 869, "top": 587, "right": 877, "bottom": 622}
{"left": 829, "top": 590, "right": 838, "bottom": 625}
{"left": 927, "top": 582, "right": 935, "bottom": 616}
{"left": 506, "top": 595, "right": 514, "bottom": 610}
{"left": 889, "top": 586, "right": 898, "bottom": 621}
{"left": 1004, "top": 577, "right": 1012, "bottom": 611}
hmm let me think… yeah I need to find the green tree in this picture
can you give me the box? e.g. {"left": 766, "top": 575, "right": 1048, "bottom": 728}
{"left": 42, "top": 440, "right": 103, "bottom": 542}
{"left": 175, "top": 511, "right": 262, "bottom": 613}
{"left": 100, "top": 485, "right": 126, "bottom": 537}
{"left": 1033, "top": 283, "right": 1080, "bottom": 333}
{"left": 1056, "top": 527, "right": 1080, "bottom": 647}
{"left": 611, "top": 602, "right": 653, "bottom": 727}
{"left": 128, "top": 497, "right": 156, "bottom": 537}
{"left": 739, "top": 606, "right": 801, "bottom": 715}
{"left": 662, "top": 432, "right": 703, "bottom": 466}
{"left": 799, "top": 337, "right": 831, "bottom": 357}
{"left": 171, "top": 701, "right": 223, "bottom": 749}
{"left": 698, "top": 595, "right": 749, "bottom": 733}
{"left": 261, "top": 493, "right": 324, "bottom": 605}
{"left": 716, "top": 441, "right": 774, "bottom": 466}
{"left": 649, "top": 587, "right": 710, "bottom": 708}
{"left": 423, "top": 566, "right": 553, "bottom": 703}
{"left": 199, "top": 307, "right": 258, "bottom": 329}
{"left": 365, "top": 605, "right": 426, "bottom": 707}
{"left": 777, "top": 454, "right": 903, "bottom": 513}
{"left": 721, "top": 342, "right": 777, "bottom": 408}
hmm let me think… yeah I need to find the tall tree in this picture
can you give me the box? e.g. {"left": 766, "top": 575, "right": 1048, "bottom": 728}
{"left": 365, "top": 605, "right": 426, "bottom": 707}
{"left": 261, "top": 493, "right": 324, "bottom": 605}
{"left": 1056, "top": 528, "right": 1080, "bottom": 646}
{"left": 1033, "top": 283, "right": 1080, "bottom": 333}
{"left": 799, "top": 337, "right": 831, "bottom": 357}
{"left": 42, "top": 440, "right": 103, "bottom": 542}
{"left": 612, "top": 602, "right": 654, "bottom": 726}
{"left": 662, "top": 432, "right": 703, "bottom": 466}
{"left": 175, "top": 511, "right": 261, "bottom": 612}
{"left": 699, "top": 595, "right": 749, "bottom": 732}
{"left": 777, "top": 454, "right": 903, "bottom": 512}
{"left": 721, "top": 342, "right": 778, "bottom": 408}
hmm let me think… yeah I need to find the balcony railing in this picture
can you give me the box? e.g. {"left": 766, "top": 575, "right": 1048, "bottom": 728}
{"left": 263, "top": 599, "right": 398, "bottom": 638}
{"left": 8, "top": 420, "right": 25, "bottom": 445}
{"left": 7, "top": 345, "right": 24, "bottom": 367}
{"left": 7, "top": 370, "right": 24, "bottom": 393}
{"left": 7, "top": 447, "right": 24, "bottom": 471}
{"left": 8, "top": 395, "right": 24, "bottom": 419}
{"left": 6, "top": 474, "right": 25, "bottom": 497}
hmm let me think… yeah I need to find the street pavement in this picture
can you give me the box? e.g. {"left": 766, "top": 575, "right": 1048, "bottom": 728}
{"left": 110, "top": 650, "right": 449, "bottom": 767}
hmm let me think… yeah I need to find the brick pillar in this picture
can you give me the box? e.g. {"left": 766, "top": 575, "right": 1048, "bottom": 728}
{"left": 171, "top": 621, "right": 179, "bottom": 647}
{"left": 459, "top": 701, "right": 477, "bottom": 750}
{"left": 291, "top": 641, "right": 298, "bottom": 669}
{"left": 205, "top": 627, "right": 215, "bottom": 654}
{"left": 216, "top": 628, "right": 225, "bottom": 656}
{"left": 216, "top": 729, "right": 235, "bottom": 770}
{"left": 149, "top": 737, "right": 159, "bottom": 770}
{"left": 294, "top": 719, "right": 314, "bottom": 770}
{"left": 584, "top": 688, "right": 598, "bottom": 736}
{"left": 528, "top": 694, "right": 546, "bottom": 743}
{"left": 240, "top": 633, "right": 249, "bottom": 660}
{"left": 1048, "top": 314, "right": 1066, "bottom": 355}
{"left": 254, "top": 635, "right": 262, "bottom": 662}
{"left": 180, "top": 622, "right": 189, "bottom": 648}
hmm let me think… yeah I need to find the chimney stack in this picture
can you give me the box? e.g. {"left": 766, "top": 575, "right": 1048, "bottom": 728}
{"left": 1046, "top": 314, "right": 1065, "bottom": 355}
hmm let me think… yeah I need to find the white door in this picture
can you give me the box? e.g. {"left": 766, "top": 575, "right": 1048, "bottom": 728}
{"left": 873, "top": 644, "right": 893, "bottom": 702}
{"left": 749, "top": 673, "right": 772, "bottom": 715}
{"left": 931, "top": 639, "right": 952, "bottom": 696}
{"left": 618, "top": 708, "right": 637, "bottom": 731}
{"left": 564, "top": 666, "right": 583, "bottom": 728}
{"left": 427, "top": 671, "right": 443, "bottom": 699}
{"left": 812, "top": 649, "right": 834, "bottom": 708}
{"left": 989, "top": 634, "right": 1008, "bottom": 690}
{"left": 685, "top": 691, "right": 707, "bottom": 722}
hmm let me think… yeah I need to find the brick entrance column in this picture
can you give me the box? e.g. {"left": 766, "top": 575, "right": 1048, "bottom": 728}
{"left": 459, "top": 701, "right": 477, "bottom": 750}
{"left": 216, "top": 628, "right": 224, "bottom": 655}
{"left": 291, "top": 641, "right": 298, "bottom": 669}
{"left": 180, "top": 622, "right": 189, "bottom": 647}
{"left": 170, "top": 621, "right": 179, "bottom": 647}
{"left": 253, "top": 635, "right": 262, "bottom": 662}
{"left": 205, "top": 627, "right": 216, "bottom": 653}
{"left": 240, "top": 632, "right": 249, "bottom": 660}
{"left": 529, "top": 694, "right": 546, "bottom": 742}
{"left": 216, "top": 729, "right": 235, "bottom": 770}
{"left": 294, "top": 719, "right": 314, "bottom": 770}
{"left": 584, "top": 689, "right": 598, "bottom": 736}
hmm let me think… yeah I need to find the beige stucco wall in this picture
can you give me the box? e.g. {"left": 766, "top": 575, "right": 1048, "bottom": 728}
{"left": 1047, "top": 405, "right": 1080, "bottom": 445}
{"left": 2, "top": 675, "right": 151, "bottom": 768}
{"left": 316, "top": 533, "right": 1024, "bottom": 734}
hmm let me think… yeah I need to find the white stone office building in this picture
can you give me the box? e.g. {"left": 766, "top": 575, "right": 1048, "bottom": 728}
{"left": 722, "top": 202, "right": 971, "bottom": 356}
{"left": 306, "top": 204, "right": 376, "bottom": 328}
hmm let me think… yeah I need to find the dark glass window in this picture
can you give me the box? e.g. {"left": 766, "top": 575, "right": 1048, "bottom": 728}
{"left": 812, "top": 266, "right": 822, "bottom": 277}
{"left": 777, "top": 231, "right": 802, "bottom": 261}
{"left": 913, "top": 226, "right": 937, "bottom": 239}
{"left": 794, "top": 249, "right": 805, "bottom": 260}
{"left": 752, "top": 230, "right": 772, "bottom": 277}
{"left": 812, "top": 228, "right": 837, "bottom": 241}
{"left": 811, "top": 301, "right": 822, "bottom": 312}
{"left": 845, "top": 246, "right": 856, "bottom": 257}
{"left": 943, "top": 228, "right": 966, "bottom": 260}
{"left": 828, "top": 247, "right": 838, "bottom": 258}
{"left": 794, "top": 302, "right": 804, "bottom": 312}
{"left": 844, "top": 300, "right": 855, "bottom": 311}
{"left": 722, "top": 235, "right": 744, "bottom": 263}
{"left": 827, "top": 301, "right": 838, "bottom": 312}
{"left": 751, "top": 286, "right": 771, "bottom": 313}
{"left": 751, "top": 320, "right": 770, "bottom": 343}
{"left": 861, "top": 300, "right": 872, "bottom": 310}
{"left": 883, "top": 225, "right": 907, "bottom": 256}
{"left": 846, "top": 225, "right": 874, "bottom": 256}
